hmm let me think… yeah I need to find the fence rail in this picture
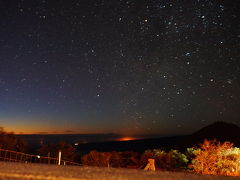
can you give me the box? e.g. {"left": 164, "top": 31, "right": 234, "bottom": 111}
{"left": 0, "top": 148, "right": 81, "bottom": 166}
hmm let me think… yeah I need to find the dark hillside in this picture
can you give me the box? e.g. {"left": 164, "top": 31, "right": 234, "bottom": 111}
{"left": 190, "top": 121, "right": 240, "bottom": 146}
{"left": 76, "top": 135, "right": 188, "bottom": 154}
{"left": 17, "top": 122, "right": 240, "bottom": 154}
{"left": 76, "top": 122, "right": 240, "bottom": 153}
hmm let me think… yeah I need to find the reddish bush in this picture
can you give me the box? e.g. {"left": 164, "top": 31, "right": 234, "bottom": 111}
{"left": 81, "top": 151, "right": 140, "bottom": 168}
{"left": 120, "top": 151, "right": 140, "bottom": 168}
{"left": 109, "top": 151, "right": 123, "bottom": 167}
{"left": 81, "top": 151, "right": 111, "bottom": 167}
{"left": 190, "top": 139, "right": 240, "bottom": 176}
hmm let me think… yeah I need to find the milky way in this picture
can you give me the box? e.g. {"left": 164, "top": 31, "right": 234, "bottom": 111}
{"left": 0, "top": 0, "right": 239, "bottom": 135}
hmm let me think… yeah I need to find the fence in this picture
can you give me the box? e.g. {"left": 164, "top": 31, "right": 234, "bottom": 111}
{"left": 0, "top": 148, "right": 81, "bottom": 166}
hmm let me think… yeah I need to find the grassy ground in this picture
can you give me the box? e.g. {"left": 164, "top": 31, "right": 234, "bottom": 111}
{"left": 0, "top": 162, "right": 239, "bottom": 180}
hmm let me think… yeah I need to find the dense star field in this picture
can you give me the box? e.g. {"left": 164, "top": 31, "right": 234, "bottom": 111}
{"left": 0, "top": 0, "right": 239, "bottom": 135}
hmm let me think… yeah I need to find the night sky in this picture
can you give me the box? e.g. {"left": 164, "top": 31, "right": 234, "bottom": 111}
{"left": 0, "top": 0, "right": 239, "bottom": 135}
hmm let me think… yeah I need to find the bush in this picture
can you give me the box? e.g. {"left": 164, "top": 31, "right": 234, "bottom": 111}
{"left": 81, "top": 151, "right": 111, "bottom": 167}
{"left": 218, "top": 147, "right": 240, "bottom": 176}
{"left": 109, "top": 151, "right": 123, "bottom": 167}
{"left": 190, "top": 139, "right": 240, "bottom": 176}
{"left": 81, "top": 151, "right": 140, "bottom": 168}
{"left": 119, "top": 151, "right": 139, "bottom": 168}
{"left": 140, "top": 149, "right": 188, "bottom": 170}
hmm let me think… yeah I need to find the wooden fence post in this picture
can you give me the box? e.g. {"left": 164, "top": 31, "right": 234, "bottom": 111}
{"left": 58, "top": 151, "right": 61, "bottom": 165}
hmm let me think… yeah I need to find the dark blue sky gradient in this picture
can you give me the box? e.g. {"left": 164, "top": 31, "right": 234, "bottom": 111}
{"left": 0, "top": 0, "right": 239, "bottom": 135}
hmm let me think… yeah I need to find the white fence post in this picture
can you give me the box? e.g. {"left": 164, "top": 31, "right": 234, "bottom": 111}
{"left": 58, "top": 151, "right": 61, "bottom": 165}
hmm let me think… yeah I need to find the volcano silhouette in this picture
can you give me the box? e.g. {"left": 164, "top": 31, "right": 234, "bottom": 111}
{"left": 190, "top": 121, "right": 240, "bottom": 146}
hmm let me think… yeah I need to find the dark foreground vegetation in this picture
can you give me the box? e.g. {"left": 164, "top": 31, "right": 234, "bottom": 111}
{"left": 81, "top": 140, "right": 240, "bottom": 176}
{"left": 0, "top": 127, "right": 27, "bottom": 152}
{"left": 0, "top": 122, "right": 240, "bottom": 177}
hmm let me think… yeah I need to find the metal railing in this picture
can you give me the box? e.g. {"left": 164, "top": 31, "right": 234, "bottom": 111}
{"left": 0, "top": 148, "right": 81, "bottom": 166}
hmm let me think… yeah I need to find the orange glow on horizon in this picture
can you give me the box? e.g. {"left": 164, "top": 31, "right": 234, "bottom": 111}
{"left": 117, "top": 137, "right": 137, "bottom": 141}
{"left": 1, "top": 120, "right": 93, "bottom": 135}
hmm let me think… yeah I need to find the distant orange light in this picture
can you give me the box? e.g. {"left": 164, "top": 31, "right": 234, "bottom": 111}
{"left": 118, "top": 137, "right": 136, "bottom": 141}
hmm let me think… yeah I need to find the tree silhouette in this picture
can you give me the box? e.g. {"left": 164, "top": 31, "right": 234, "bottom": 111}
{"left": 38, "top": 141, "right": 76, "bottom": 161}
{"left": 0, "top": 127, "right": 27, "bottom": 152}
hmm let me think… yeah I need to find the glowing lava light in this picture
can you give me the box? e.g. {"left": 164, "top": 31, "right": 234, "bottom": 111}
{"left": 118, "top": 137, "right": 136, "bottom": 141}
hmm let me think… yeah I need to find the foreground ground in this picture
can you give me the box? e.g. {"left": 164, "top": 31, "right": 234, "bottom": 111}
{"left": 0, "top": 162, "right": 239, "bottom": 180}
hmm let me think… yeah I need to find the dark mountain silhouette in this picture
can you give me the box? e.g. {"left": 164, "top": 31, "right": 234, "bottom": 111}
{"left": 76, "top": 121, "right": 240, "bottom": 153}
{"left": 76, "top": 135, "right": 188, "bottom": 154}
{"left": 18, "top": 121, "right": 240, "bottom": 154}
{"left": 189, "top": 121, "right": 240, "bottom": 146}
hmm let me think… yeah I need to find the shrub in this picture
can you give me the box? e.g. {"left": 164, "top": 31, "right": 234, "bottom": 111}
{"left": 120, "top": 151, "right": 139, "bottom": 168}
{"left": 190, "top": 139, "right": 240, "bottom": 176}
{"left": 81, "top": 151, "right": 111, "bottom": 167}
{"left": 220, "top": 147, "right": 240, "bottom": 176}
{"left": 109, "top": 151, "right": 123, "bottom": 167}
{"left": 140, "top": 149, "right": 188, "bottom": 170}
{"left": 185, "top": 148, "right": 200, "bottom": 161}
{"left": 82, "top": 151, "right": 140, "bottom": 168}
{"left": 170, "top": 150, "right": 188, "bottom": 169}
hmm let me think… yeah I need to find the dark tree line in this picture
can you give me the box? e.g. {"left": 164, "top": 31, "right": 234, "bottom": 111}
{"left": 0, "top": 127, "right": 77, "bottom": 162}
{"left": 0, "top": 127, "right": 27, "bottom": 152}
{"left": 37, "top": 141, "right": 76, "bottom": 161}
